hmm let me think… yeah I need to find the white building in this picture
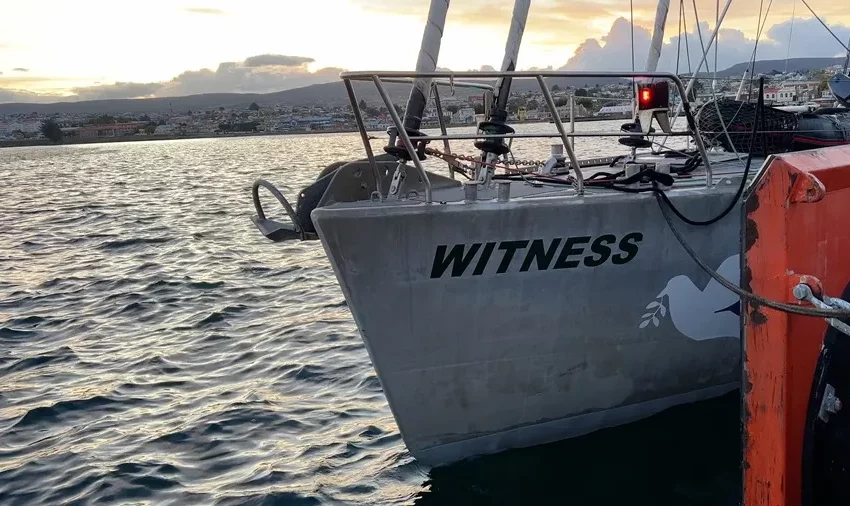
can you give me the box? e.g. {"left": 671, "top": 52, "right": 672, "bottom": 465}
{"left": 452, "top": 107, "right": 476, "bottom": 124}
{"left": 0, "top": 120, "right": 41, "bottom": 135}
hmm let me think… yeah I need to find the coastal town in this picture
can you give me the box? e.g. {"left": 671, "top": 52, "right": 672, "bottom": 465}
{"left": 0, "top": 65, "right": 844, "bottom": 147}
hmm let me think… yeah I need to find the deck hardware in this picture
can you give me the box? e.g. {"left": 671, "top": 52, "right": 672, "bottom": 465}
{"left": 818, "top": 384, "right": 842, "bottom": 422}
{"left": 793, "top": 283, "right": 850, "bottom": 337}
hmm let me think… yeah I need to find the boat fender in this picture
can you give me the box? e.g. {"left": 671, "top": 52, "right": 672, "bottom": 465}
{"left": 802, "top": 281, "right": 850, "bottom": 506}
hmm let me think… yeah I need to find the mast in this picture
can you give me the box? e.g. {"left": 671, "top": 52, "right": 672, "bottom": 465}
{"left": 473, "top": 0, "right": 531, "bottom": 185}
{"left": 645, "top": 0, "right": 671, "bottom": 72}
{"left": 490, "top": 0, "right": 532, "bottom": 122}
{"left": 401, "top": 0, "right": 450, "bottom": 133}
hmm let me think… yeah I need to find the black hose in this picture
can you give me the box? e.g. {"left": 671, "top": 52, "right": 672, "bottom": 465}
{"left": 654, "top": 77, "right": 765, "bottom": 226}
{"left": 655, "top": 186, "right": 850, "bottom": 318}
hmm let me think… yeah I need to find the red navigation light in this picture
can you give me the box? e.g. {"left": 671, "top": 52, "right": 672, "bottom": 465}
{"left": 637, "top": 81, "right": 669, "bottom": 110}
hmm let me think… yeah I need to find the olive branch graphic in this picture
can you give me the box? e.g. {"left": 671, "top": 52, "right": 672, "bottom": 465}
{"left": 640, "top": 295, "right": 667, "bottom": 329}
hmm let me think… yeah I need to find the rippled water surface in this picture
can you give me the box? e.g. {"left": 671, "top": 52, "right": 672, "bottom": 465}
{"left": 1, "top": 124, "right": 739, "bottom": 505}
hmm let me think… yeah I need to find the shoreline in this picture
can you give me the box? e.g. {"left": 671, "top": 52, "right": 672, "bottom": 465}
{"left": 0, "top": 116, "right": 626, "bottom": 149}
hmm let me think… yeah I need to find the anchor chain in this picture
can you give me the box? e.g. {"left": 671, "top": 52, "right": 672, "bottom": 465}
{"left": 424, "top": 147, "right": 547, "bottom": 173}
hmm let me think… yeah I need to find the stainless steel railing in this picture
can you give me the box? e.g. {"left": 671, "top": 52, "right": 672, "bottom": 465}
{"left": 340, "top": 70, "right": 713, "bottom": 203}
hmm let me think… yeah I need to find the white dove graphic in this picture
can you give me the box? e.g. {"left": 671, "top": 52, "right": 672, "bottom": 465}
{"left": 640, "top": 255, "right": 740, "bottom": 341}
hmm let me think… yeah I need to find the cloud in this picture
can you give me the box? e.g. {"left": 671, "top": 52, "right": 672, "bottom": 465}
{"left": 242, "top": 54, "right": 314, "bottom": 67}
{"left": 154, "top": 56, "right": 340, "bottom": 97}
{"left": 184, "top": 7, "right": 225, "bottom": 15}
{"left": 0, "top": 88, "right": 67, "bottom": 104}
{"left": 561, "top": 17, "right": 850, "bottom": 72}
{"left": 0, "top": 54, "right": 344, "bottom": 103}
{"left": 69, "top": 81, "right": 164, "bottom": 100}
{"left": 12, "top": 68, "right": 29, "bottom": 72}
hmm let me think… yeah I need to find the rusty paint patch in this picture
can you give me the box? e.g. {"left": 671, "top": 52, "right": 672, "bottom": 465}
{"left": 749, "top": 307, "right": 767, "bottom": 325}
{"left": 745, "top": 185, "right": 760, "bottom": 214}
{"left": 742, "top": 265, "right": 754, "bottom": 292}
{"left": 744, "top": 218, "right": 760, "bottom": 253}
{"left": 742, "top": 369, "right": 754, "bottom": 395}
{"left": 788, "top": 171, "right": 798, "bottom": 197}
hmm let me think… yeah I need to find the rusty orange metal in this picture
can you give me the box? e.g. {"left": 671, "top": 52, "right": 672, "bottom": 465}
{"left": 743, "top": 145, "right": 850, "bottom": 506}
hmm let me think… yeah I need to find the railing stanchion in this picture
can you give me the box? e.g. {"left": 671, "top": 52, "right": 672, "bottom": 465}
{"left": 537, "top": 76, "right": 584, "bottom": 195}
{"left": 431, "top": 83, "right": 454, "bottom": 178}
{"left": 372, "top": 76, "right": 433, "bottom": 203}
{"left": 569, "top": 95, "right": 575, "bottom": 151}
{"left": 670, "top": 75, "right": 713, "bottom": 187}
{"left": 337, "top": 71, "right": 713, "bottom": 196}
{"left": 344, "top": 78, "right": 382, "bottom": 197}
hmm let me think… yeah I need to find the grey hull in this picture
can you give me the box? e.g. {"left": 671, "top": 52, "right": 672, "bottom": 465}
{"left": 312, "top": 183, "right": 742, "bottom": 466}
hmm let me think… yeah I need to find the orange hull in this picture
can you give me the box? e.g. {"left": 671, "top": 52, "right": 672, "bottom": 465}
{"left": 743, "top": 145, "right": 850, "bottom": 506}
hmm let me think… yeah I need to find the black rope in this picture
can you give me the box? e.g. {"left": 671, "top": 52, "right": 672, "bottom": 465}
{"left": 656, "top": 188, "right": 850, "bottom": 318}
{"left": 656, "top": 78, "right": 763, "bottom": 226}
{"left": 651, "top": 76, "right": 850, "bottom": 319}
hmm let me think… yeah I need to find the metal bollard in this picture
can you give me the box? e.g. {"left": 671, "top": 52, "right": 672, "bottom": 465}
{"left": 497, "top": 181, "right": 511, "bottom": 202}
{"left": 463, "top": 181, "right": 478, "bottom": 203}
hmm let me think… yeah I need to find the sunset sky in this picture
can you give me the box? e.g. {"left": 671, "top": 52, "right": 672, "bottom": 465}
{"left": 1, "top": 0, "right": 848, "bottom": 103}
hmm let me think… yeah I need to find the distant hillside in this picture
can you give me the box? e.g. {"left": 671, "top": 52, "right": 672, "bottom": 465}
{"left": 1, "top": 57, "right": 845, "bottom": 115}
{"left": 714, "top": 57, "right": 846, "bottom": 77}
{"left": 0, "top": 77, "right": 625, "bottom": 116}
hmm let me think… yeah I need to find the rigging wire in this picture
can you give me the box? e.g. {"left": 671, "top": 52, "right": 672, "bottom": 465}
{"left": 747, "top": 0, "right": 772, "bottom": 101}
{"left": 630, "top": 0, "right": 636, "bottom": 72}
{"left": 676, "top": 1, "right": 683, "bottom": 76}
{"left": 785, "top": 0, "right": 796, "bottom": 74}
{"left": 630, "top": 0, "right": 636, "bottom": 121}
{"left": 690, "top": 0, "right": 712, "bottom": 78}
{"left": 681, "top": 0, "right": 692, "bottom": 74}
{"left": 714, "top": 0, "right": 719, "bottom": 89}
{"left": 799, "top": 0, "right": 850, "bottom": 55}
{"left": 683, "top": 0, "right": 745, "bottom": 165}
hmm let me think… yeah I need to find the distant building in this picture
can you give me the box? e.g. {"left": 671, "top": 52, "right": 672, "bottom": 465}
{"left": 154, "top": 124, "right": 176, "bottom": 135}
{"left": 764, "top": 88, "right": 779, "bottom": 101}
{"left": 453, "top": 107, "right": 476, "bottom": 124}
{"left": 0, "top": 120, "right": 41, "bottom": 135}
{"left": 595, "top": 105, "right": 632, "bottom": 117}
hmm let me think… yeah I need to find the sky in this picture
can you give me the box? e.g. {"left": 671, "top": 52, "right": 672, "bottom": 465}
{"left": 0, "top": 0, "right": 849, "bottom": 103}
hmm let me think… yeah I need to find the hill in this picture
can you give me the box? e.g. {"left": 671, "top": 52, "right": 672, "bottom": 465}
{"left": 0, "top": 77, "right": 621, "bottom": 115}
{"left": 713, "top": 57, "right": 846, "bottom": 77}
{"left": 1, "top": 57, "right": 844, "bottom": 115}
